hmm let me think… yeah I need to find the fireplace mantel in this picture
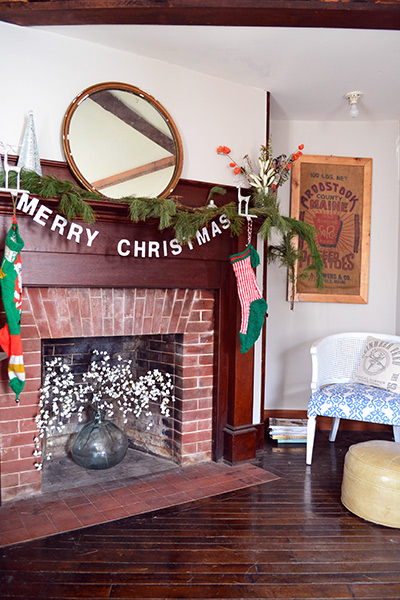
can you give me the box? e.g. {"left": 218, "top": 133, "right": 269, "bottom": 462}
{"left": 0, "top": 158, "right": 266, "bottom": 502}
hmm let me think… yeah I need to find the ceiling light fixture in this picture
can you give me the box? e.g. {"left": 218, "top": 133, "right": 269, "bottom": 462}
{"left": 345, "top": 91, "right": 363, "bottom": 118}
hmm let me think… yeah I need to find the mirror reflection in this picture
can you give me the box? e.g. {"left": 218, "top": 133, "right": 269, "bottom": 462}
{"left": 62, "top": 82, "right": 183, "bottom": 199}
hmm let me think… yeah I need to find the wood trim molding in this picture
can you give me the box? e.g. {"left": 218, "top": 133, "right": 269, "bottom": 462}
{"left": 0, "top": 1, "right": 399, "bottom": 30}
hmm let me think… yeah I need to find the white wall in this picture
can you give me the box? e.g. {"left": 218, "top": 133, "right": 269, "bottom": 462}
{"left": 0, "top": 22, "right": 266, "bottom": 186}
{"left": 2, "top": 22, "right": 400, "bottom": 416}
{"left": 265, "top": 119, "right": 400, "bottom": 411}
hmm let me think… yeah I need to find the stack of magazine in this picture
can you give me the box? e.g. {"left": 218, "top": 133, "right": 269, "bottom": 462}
{"left": 268, "top": 417, "right": 308, "bottom": 444}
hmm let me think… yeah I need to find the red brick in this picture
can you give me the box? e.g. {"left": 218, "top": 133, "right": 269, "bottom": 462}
{"left": 25, "top": 364, "right": 41, "bottom": 380}
{"left": 198, "top": 398, "right": 213, "bottom": 409}
{"left": 1, "top": 472, "right": 19, "bottom": 488}
{"left": 201, "top": 310, "right": 214, "bottom": 322}
{"left": 180, "top": 409, "right": 212, "bottom": 422}
{"left": 0, "top": 404, "right": 37, "bottom": 421}
{"left": 113, "top": 294, "right": 125, "bottom": 336}
{"left": 102, "top": 288, "right": 114, "bottom": 317}
{"left": 3, "top": 432, "right": 39, "bottom": 449}
{"left": 180, "top": 442, "right": 197, "bottom": 455}
{"left": 196, "top": 440, "right": 213, "bottom": 452}
{"left": 183, "top": 365, "right": 213, "bottom": 378}
{"left": 77, "top": 288, "right": 92, "bottom": 318}
{"left": 1, "top": 457, "right": 37, "bottom": 475}
{"left": 19, "top": 444, "right": 37, "bottom": 459}
{"left": 181, "top": 333, "right": 202, "bottom": 344}
{"left": 19, "top": 418, "right": 38, "bottom": 433}
{"left": 91, "top": 296, "right": 103, "bottom": 336}
{"left": 82, "top": 317, "right": 94, "bottom": 337}
{"left": 142, "top": 317, "right": 152, "bottom": 335}
{"left": 182, "top": 292, "right": 195, "bottom": 317}
{"left": 183, "top": 343, "right": 213, "bottom": 355}
{"left": 160, "top": 317, "right": 171, "bottom": 334}
{"left": 20, "top": 324, "right": 40, "bottom": 340}
{"left": 177, "top": 316, "right": 188, "bottom": 333}
{"left": 124, "top": 288, "right": 136, "bottom": 316}
{"left": 102, "top": 317, "right": 113, "bottom": 336}
{"left": 176, "top": 354, "right": 199, "bottom": 367}
{"left": 198, "top": 376, "right": 213, "bottom": 388}
{"left": 0, "top": 420, "right": 19, "bottom": 434}
{"left": 173, "top": 399, "right": 198, "bottom": 413}
{"left": 197, "top": 419, "right": 212, "bottom": 431}
{"left": 67, "top": 297, "right": 83, "bottom": 337}
{"left": 180, "top": 388, "right": 212, "bottom": 401}
{"left": 192, "top": 299, "right": 214, "bottom": 311}
{"left": 162, "top": 291, "right": 174, "bottom": 318}
{"left": 21, "top": 338, "right": 41, "bottom": 352}
{"left": 134, "top": 297, "right": 145, "bottom": 333}
{"left": 19, "top": 469, "right": 41, "bottom": 485}
{"left": 16, "top": 391, "right": 41, "bottom": 406}
{"left": 199, "top": 353, "right": 214, "bottom": 366}
{"left": 89, "top": 288, "right": 102, "bottom": 298}
{"left": 1, "top": 446, "right": 19, "bottom": 461}
{"left": 26, "top": 288, "right": 47, "bottom": 321}
{"left": 185, "top": 321, "right": 213, "bottom": 333}
{"left": 200, "top": 290, "right": 214, "bottom": 300}
{"left": 151, "top": 297, "right": 164, "bottom": 332}
{"left": 179, "top": 421, "right": 198, "bottom": 433}
{"left": 3, "top": 481, "right": 41, "bottom": 502}
{"left": 178, "top": 377, "right": 199, "bottom": 390}
{"left": 19, "top": 378, "right": 40, "bottom": 393}
{"left": 145, "top": 289, "right": 156, "bottom": 316}
{"left": 123, "top": 317, "right": 134, "bottom": 335}
{"left": 181, "top": 430, "right": 212, "bottom": 444}
{"left": 188, "top": 310, "right": 201, "bottom": 322}
{"left": 23, "top": 351, "right": 41, "bottom": 367}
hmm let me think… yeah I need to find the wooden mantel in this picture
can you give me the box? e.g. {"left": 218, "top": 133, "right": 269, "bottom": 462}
{"left": 0, "top": 158, "right": 265, "bottom": 464}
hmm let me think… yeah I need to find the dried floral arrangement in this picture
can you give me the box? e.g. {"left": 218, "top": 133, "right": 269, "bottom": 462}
{"left": 217, "top": 143, "right": 323, "bottom": 303}
{"left": 33, "top": 349, "right": 174, "bottom": 469}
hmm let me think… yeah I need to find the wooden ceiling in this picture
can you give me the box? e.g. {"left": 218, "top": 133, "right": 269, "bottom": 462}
{"left": 0, "top": 0, "right": 399, "bottom": 30}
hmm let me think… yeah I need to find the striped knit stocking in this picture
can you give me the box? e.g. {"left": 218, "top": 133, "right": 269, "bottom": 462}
{"left": 230, "top": 244, "right": 268, "bottom": 354}
{"left": 0, "top": 224, "right": 25, "bottom": 400}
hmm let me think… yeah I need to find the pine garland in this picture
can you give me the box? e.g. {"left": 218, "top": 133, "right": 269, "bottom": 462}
{"left": 0, "top": 169, "right": 323, "bottom": 297}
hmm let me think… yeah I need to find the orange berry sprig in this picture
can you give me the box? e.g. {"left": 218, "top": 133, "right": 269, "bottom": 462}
{"left": 217, "top": 146, "right": 242, "bottom": 175}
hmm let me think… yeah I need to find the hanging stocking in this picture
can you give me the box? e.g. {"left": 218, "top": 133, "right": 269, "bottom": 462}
{"left": 230, "top": 243, "right": 268, "bottom": 354}
{"left": 0, "top": 222, "right": 25, "bottom": 400}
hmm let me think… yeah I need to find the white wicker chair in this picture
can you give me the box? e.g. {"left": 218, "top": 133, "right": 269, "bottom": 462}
{"left": 306, "top": 332, "right": 400, "bottom": 465}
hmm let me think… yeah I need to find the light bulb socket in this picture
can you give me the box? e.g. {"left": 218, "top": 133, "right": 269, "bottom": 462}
{"left": 345, "top": 91, "right": 363, "bottom": 118}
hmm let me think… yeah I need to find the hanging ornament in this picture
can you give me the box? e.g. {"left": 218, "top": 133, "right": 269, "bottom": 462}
{"left": 17, "top": 110, "right": 42, "bottom": 176}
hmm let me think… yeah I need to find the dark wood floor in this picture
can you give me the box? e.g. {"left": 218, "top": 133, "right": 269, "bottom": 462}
{"left": 1, "top": 429, "right": 399, "bottom": 599}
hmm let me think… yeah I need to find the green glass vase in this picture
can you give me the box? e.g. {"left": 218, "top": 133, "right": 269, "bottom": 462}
{"left": 71, "top": 411, "right": 128, "bottom": 470}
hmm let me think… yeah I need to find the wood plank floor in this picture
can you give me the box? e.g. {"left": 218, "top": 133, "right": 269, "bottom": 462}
{"left": 1, "top": 430, "right": 400, "bottom": 599}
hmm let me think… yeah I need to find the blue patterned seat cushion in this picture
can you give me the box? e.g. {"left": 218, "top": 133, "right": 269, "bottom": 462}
{"left": 308, "top": 383, "right": 400, "bottom": 425}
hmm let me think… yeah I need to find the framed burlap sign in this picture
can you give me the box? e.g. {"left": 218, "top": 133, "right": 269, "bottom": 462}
{"left": 290, "top": 154, "right": 372, "bottom": 304}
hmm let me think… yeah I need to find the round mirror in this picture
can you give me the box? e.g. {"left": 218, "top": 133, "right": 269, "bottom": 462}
{"left": 62, "top": 82, "right": 183, "bottom": 200}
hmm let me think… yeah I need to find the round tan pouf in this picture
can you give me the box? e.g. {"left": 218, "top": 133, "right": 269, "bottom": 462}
{"left": 341, "top": 440, "right": 400, "bottom": 528}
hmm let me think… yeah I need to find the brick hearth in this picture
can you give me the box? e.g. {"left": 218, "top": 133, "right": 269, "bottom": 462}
{"left": 0, "top": 287, "right": 214, "bottom": 503}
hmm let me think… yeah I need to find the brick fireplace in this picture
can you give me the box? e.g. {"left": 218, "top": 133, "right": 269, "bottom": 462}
{"left": 0, "top": 286, "right": 214, "bottom": 502}
{"left": 0, "top": 162, "right": 265, "bottom": 505}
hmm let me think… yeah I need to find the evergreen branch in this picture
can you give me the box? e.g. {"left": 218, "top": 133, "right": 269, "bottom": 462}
{"left": 207, "top": 186, "right": 227, "bottom": 202}
{"left": 19, "top": 171, "right": 98, "bottom": 223}
{"left": 283, "top": 216, "right": 324, "bottom": 290}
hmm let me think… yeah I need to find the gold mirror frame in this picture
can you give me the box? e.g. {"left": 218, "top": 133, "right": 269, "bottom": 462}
{"left": 62, "top": 82, "right": 183, "bottom": 200}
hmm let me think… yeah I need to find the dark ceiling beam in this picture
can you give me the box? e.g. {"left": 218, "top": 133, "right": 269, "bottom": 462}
{"left": 0, "top": 0, "right": 400, "bottom": 30}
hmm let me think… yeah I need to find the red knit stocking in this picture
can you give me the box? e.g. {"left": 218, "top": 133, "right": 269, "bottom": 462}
{"left": 230, "top": 244, "right": 268, "bottom": 353}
